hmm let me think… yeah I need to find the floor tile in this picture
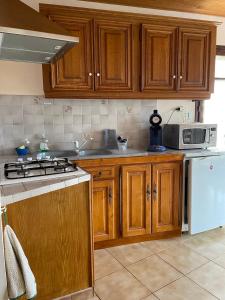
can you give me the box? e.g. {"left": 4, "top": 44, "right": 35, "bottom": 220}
{"left": 158, "top": 244, "right": 208, "bottom": 274}
{"left": 155, "top": 277, "right": 217, "bottom": 300}
{"left": 187, "top": 261, "right": 225, "bottom": 299}
{"left": 183, "top": 235, "right": 225, "bottom": 259}
{"left": 94, "top": 249, "right": 123, "bottom": 279}
{"left": 95, "top": 269, "right": 151, "bottom": 300}
{"left": 107, "top": 243, "right": 153, "bottom": 266}
{"left": 142, "top": 295, "right": 159, "bottom": 300}
{"left": 213, "top": 253, "right": 225, "bottom": 268}
{"left": 141, "top": 238, "right": 182, "bottom": 253}
{"left": 71, "top": 290, "right": 97, "bottom": 300}
{"left": 127, "top": 255, "right": 182, "bottom": 292}
{"left": 204, "top": 228, "right": 225, "bottom": 244}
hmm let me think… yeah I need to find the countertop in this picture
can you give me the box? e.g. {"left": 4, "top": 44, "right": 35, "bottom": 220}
{"left": 1, "top": 147, "right": 225, "bottom": 206}
{"left": 0, "top": 168, "right": 91, "bottom": 206}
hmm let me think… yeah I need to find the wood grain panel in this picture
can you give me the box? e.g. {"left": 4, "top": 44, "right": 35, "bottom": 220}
{"left": 94, "top": 20, "right": 133, "bottom": 91}
{"left": 93, "top": 179, "right": 116, "bottom": 242}
{"left": 178, "top": 28, "right": 211, "bottom": 91}
{"left": 79, "top": 0, "right": 225, "bottom": 17}
{"left": 84, "top": 166, "right": 115, "bottom": 180}
{"left": 152, "top": 162, "right": 181, "bottom": 233}
{"left": 42, "top": 13, "right": 94, "bottom": 92}
{"left": 142, "top": 24, "right": 177, "bottom": 91}
{"left": 122, "top": 164, "right": 151, "bottom": 237}
{"left": 6, "top": 183, "right": 93, "bottom": 300}
{"left": 40, "top": 4, "right": 216, "bottom": 99}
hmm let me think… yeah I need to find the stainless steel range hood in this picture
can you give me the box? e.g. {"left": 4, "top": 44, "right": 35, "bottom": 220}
{"left": 0, "top": 0, "right": 79, "bottom": 64}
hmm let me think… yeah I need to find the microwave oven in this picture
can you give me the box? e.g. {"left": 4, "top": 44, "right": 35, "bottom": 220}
{"left": 163, "top": 123, "right": 217, "bottom": 149}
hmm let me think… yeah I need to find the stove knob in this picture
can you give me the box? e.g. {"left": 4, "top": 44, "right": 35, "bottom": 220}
{"left": 17, "top": 158, "right": 23, "bottom": 162}
{"left": 27, "top": 157, "right": 33, "bottom": 161}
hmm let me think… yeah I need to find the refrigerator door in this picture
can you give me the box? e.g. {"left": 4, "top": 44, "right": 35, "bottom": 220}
{"left": 189, "top": 155, "right": 225, "bottom": 234}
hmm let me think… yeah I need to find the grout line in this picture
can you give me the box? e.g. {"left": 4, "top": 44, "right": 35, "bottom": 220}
{"left": 155, "top": 251, "right": 210, "bottom": 276}
{"left": 105, "top": 247, "right": 155, "bottom": 267}
{"left": 94, "top": 232, "right": 225, "bottom": 299}
{"left": 185, "top": 274, "right": 220, "bottom": 299}
{"left": 122, "top": 256, "right": 184, "bottom": 294}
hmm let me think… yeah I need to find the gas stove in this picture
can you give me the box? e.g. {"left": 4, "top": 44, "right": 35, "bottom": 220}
{"left": 4, "top": 158, "right": 78, "bottom": 180}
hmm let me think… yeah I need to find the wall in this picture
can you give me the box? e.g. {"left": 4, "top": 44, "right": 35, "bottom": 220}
{"left": 0, "top": 0, "right": 216, "bottom": 154}
{"left": 0, "top": 96, "right": 194, "bottom": 155}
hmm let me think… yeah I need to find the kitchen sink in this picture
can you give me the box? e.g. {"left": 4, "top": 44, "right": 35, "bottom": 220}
{"left": 33, "top": 149, "right": 112, "bottom": 158}
{"left": 78, "top": 149, "right": 112, "bottom": 156}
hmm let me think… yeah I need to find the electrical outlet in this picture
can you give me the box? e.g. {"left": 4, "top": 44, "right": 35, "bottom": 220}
{"left": 175, "top": 106, "right": 185, "bottom": 112}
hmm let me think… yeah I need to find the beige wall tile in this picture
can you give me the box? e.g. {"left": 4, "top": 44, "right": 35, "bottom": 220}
{"left": 0, "top": 96, "right": 194, "bottom": 154}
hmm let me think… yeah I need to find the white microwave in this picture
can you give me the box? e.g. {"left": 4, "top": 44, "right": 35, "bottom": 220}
{"left": 163, "top": 123, "right": 217, "bottom": 149}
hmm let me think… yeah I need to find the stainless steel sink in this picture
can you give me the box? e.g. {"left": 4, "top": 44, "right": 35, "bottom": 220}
{"left": 78, "top": 149, "right": 112, "bottom": 156}
{"left": 37, "top": 150, "right": 78, "bottom": 158}
{"left": 33, "top": 149, "right": 112, "bottom": 158}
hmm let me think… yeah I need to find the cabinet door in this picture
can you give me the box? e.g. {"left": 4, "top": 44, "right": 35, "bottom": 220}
{"left": 94, "top": 20, "right": 133, "bottom": 91}
{"left": 43, "top": 15, "right": 94, "bottom": 92}
{"left": 122, "top": 165, "right": 151, "bottom": 237}
{"left": 93, "top": 179, "right": 116, "bottom": 242}
{"left": 152, "top": 163, "right": 181, "bottom": 233}
{"left": 178, "top": 28, "right": 211, "bottom": 91}
{"left": 141, "top": 24, "right": 177, "bottom": 91}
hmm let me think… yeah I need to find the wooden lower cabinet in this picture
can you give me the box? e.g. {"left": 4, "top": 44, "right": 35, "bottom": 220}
{"left": 152, "top": 162, "right": 181, "bottom": 233}
{"left": 92, "top": 179, "right": 117, "bottom": 242}
{"left": 76, "top": 155, "right": 183, "bottom": 248}
{"left": 122, "top": 164, "right": 151, "bottom": 237}
{"left": 6, "top": 182, "right": 93, "bottom": 300}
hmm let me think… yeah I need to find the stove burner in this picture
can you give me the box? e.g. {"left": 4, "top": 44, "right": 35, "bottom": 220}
{"left": 17, "top": 169, "right": 30, "bottom": 176}
{"left": 4, "top": 158, "right": 78, "bottom": 180}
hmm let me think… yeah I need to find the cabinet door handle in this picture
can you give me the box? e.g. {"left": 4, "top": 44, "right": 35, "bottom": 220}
{"left": 153, "top": 183, "right": 157, "bottom": 199}
{"left": 88, "top": 72, "right": 93, "bottom": 77}
{"left": 96, "top": 73, "right": 100, "bottom": 77}
{"left": 146, "top": 184, "right": 151, "bottom": 201}
{"left": 108, "top": 187, "right": 113, "bottom": 205}
{"left": 93, "top": 171, "right": 102, "bottom": 179}
{"left": 180, "top": 75, "right": 183, "bottom": 79}
{"left": 172, "top": 75, "right": 176, "bottom": 79}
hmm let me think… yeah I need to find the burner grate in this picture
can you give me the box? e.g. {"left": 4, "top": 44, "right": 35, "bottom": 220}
{"left": 4, "top": 158, "right": 78, "bottom": 179}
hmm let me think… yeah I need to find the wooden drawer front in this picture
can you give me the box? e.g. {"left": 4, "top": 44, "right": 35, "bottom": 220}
{"left": 85, "top": 166, "right": 115, "bottom": 180}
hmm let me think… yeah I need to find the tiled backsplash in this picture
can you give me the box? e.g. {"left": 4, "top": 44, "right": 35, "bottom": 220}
{"left": 0, "top": 96, "right": 195, "bottom": 155}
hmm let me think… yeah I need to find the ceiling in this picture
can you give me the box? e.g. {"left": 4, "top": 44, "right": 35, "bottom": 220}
{"left": 80, "top": 0, "right": 225, "bottom": 17}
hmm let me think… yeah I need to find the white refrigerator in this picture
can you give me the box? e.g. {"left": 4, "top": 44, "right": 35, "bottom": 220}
{"left": 189, "top": 155, "right": 225, "bottom": 234}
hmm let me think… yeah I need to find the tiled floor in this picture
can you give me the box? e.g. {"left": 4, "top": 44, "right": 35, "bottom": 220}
{"left": 94, "top": 228, "right": 225, "bottom": 300}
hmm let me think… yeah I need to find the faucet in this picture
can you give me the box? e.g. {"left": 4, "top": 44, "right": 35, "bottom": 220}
{"left": 74, "top": 135, "right": 94, "bottom": 154}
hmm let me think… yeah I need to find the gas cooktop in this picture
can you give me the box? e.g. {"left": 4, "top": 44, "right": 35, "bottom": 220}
{"left": 4, "top": 158, "right": 78, "bottom": 180}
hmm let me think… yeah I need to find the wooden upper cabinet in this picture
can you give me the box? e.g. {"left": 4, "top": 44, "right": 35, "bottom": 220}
{"left": 178, "top": 27, "right": 211, "bottom": 91}
{"left": 122, "top": 165, "right": 151, "bottom": 237}
{"left": 43, "top": 15, "right": 94, "bottom": 92}
{"left": 152, "top": 162, "right": 181, "bottom": 233}
{"left": 92, "top": 179, "right": 116, "bottom": 242}
{"left": 94, "top": 20, "right": 133, "bottom": 91}
{"left": 41, "top": 5, "right": 216, "bottom": 99}
{"left": 141, "top": 24, "right": 177, "bottom": 91}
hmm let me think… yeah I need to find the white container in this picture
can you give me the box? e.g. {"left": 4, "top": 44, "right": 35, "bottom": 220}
{"left": 117, "top": 141, "right": 128, "bottom": 151}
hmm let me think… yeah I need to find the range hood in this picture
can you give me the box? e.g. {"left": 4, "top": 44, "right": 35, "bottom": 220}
{"left": 0, "top": 0, "right": 79, "bottom": 64}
